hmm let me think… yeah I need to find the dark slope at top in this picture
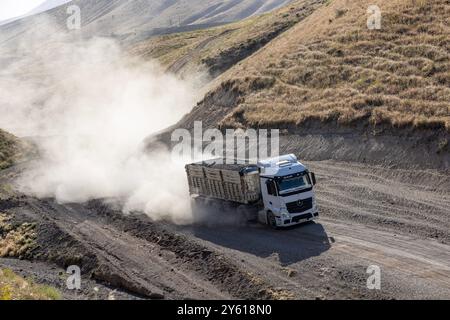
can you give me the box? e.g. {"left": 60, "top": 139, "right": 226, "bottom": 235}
{"left": 0, "top": 0, "right": 293, "bottom": 44}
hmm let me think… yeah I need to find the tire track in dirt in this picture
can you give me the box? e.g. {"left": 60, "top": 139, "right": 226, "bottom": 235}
{"left": 24, "top": 199, "right": 228, "bottom": 299}
{"left": 167, "top": 29, "right": 234, "bottom": 74}
{"left": 310, "top": 161, "right": 450, "bottom": 243}
{"left": 174, "top": 219, "right": 386, "bottom": 299}
{"left": 174, "top": 217, "right": 450, "bottom": 299}
{"left": 323, "top": 219, "right": 450, "bottom": 289}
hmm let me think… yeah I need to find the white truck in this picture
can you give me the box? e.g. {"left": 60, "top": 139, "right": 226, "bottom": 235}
{"left": 185, "top": 154, "right": 318, "bottom": 228}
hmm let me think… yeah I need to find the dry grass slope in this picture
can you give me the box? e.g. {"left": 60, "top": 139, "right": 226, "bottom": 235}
{"left": 130, "top": 0, "right": 326, "bottom": 77}
{"left": 0, "top": 213, "right": 36, "bottom": 259}
{"left": 211, "top": 0, "right": 449, "bottom": 133}
{"left": 0, "top": 129, "right": 34, "bottom": 171}
{"left": 0, "top": 268, "right": 60, "bottom": 300}
{"left": 0, "top": 129, "right": 20, "bottom": 170}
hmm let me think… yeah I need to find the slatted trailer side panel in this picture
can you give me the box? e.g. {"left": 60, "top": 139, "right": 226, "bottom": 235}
{"left": 185, "top": 161, "right": 261, "bottom": 205}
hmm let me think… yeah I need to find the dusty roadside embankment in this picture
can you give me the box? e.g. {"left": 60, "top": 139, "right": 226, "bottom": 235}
{"left": 152, "top": 83, "right": 449, "bottom": 170}
{"left": 278, "top": 124, "right": 449, "bottom": 170}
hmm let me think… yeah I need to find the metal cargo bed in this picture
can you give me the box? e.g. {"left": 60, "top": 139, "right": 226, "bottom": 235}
{"left": 185, "top": 159, "right": 261, "bottom": 204}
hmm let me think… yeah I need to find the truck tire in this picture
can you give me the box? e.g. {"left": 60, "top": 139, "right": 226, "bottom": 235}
{"left": 267, "top": 211, "right": 278, "bottom": 229}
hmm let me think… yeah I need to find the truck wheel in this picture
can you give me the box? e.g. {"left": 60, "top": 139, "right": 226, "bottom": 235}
{"left": 267, "top": 211, "right": 278, "bottom": 229}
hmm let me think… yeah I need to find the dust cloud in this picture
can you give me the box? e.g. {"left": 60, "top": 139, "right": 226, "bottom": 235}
{"left": 0, "top": 20, "right": 202, "bottom": 223}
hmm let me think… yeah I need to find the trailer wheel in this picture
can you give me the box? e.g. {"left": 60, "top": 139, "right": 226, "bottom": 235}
{"left": 267, "top": 211, "right": 278, "bottom": 229}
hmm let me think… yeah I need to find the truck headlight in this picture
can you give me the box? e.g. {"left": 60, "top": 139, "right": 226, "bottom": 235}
{"left": 280, "top": 209, "right": 290, "bottom": 219}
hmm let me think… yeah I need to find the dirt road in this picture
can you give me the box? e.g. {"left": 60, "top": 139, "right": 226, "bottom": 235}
{"left": 167, "top": 29, "right": 234, "bottom": 74}
{"left": 175, "top": 217, "right": 450, "bottom": 299}
{"left": 1, "top": 160, "right": 449, "bottom": 299}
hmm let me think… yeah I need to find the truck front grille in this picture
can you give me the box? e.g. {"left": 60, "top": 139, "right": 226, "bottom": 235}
{"left": 286, "top": 198, "right": 313, "bottom": 214}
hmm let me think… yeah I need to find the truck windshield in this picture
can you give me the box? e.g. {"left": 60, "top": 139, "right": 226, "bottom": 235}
{"left": 277, "top": 173, "right": 311, "bottom": 194}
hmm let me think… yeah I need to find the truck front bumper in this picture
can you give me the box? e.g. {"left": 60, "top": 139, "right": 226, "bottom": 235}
{"left": 277, "top": 211, "right": 319, "bottom": 227}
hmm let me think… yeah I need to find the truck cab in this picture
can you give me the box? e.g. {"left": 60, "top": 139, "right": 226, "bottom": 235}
{"left": 257, "top": 154, "right": 318, "bottom": 228}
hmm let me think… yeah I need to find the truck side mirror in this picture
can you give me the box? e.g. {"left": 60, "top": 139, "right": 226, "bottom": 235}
{"left": 311, "top": 172, "right": 317, "bottom": 186}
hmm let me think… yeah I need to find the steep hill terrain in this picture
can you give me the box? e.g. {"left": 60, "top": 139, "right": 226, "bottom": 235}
{"left": 217, "top": 0, "right": 449, "bottom": 131}
{"left": 130, "top": 0, "right": 325, "bottom": 78}
{"left": 0, "top": 0, "right": 70, "bottom": 26}
{"left": 0, "top": 0, "right": 294, "bottom": 44}
{"left": 0, "top": 130, "right": 22, "bottom": 171}
{"left": 164, "top": 0, "right": 449, "bottom": 168}
{"left": 28, "top": 0, "right": 72, "bottom": 15}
